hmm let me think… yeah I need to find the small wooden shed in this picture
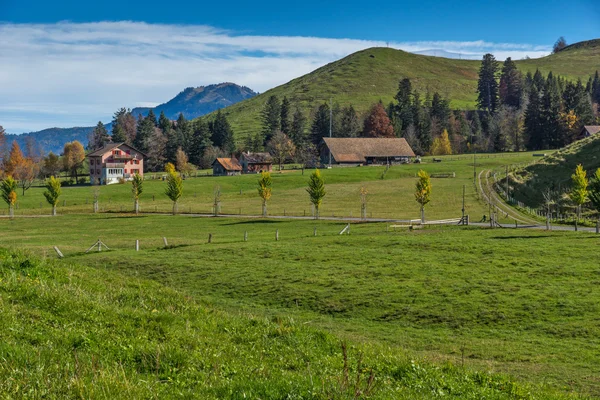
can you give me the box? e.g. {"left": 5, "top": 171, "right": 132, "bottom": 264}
{"left": 212, "top": 158, "right": 242, "bottom": 176}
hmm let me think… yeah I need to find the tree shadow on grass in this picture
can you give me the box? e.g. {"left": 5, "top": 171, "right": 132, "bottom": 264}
{"left": 491, "top": 235, "right": 554, "bottom": 240}
{"left": 222, "top": 220, "right": 284, "bottom": 225}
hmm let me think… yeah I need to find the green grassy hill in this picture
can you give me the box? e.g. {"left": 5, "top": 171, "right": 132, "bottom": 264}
{"left": 1, "top": 246, "right": 570, "bottom": 399}
{"left": 212, "top": 39, "right": 600, "bottom": 143}
{"left": 510, "top": 135, "right": 600, "bottom": 208}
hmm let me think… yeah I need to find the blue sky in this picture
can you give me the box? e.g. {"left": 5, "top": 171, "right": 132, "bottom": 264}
{"left": 1, "top": 0, "right": 599, "bottom": 133}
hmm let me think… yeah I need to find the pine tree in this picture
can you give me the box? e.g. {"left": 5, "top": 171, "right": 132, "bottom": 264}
{"left": 394, "top": 78, "right": 414, "bottom": 131}
{"left": 89, "top": 121, "right": 110, "bottom": 150}
{"left": 111, "top": 108, "right": 136, "bottom": 144}
{"left": 339, "top": 105, "right": 361, "bottom": 137}
{"left": 43, "top": 176, "right": 61, "bottom": 216}
{"left": 430, "top": 92, "right": 450, "bottom": 123}
{"left": 311, "top": 103, "right": 330, "bottom": 144}
{"left": 525, "top": 86, "right": 544, "bottom": 150}
{"left": 290, "top": 108, "right": 307, "bottom": 147}
{"left": 280, "top": 97, "right": 291, "bottom": 134}
{"left": 211, "top": 110, "right": 235, "bottom": 154}
{"left": 188, "top": 119, "right": 212, "bottom": 167}
{"left": 133, "top": 114, "right": 155, "bottom": 153}
{"left": 499, "top": 57, "right": 523, "bottom": 108}
{"left": 541, "top": 76, "right": 567, "bottom": 148}
{"left": 477, "top": 54, "right": 500, "bottom": 113}
{"left": 261, "top": 95, "right": 281, "bottom": 144}
{"left": 175, "top": 113, "right": 193, "bottom": 155}
{"left": 306, "top": 169, "right": 326, "bottom": 219}
{"left": 592, "top": 71, "right": 600, "bottom": 105}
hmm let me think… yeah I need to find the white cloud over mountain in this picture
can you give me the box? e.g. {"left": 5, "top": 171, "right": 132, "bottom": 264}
{"left": 0, "top": 21, "right": 551, "bottom": 133}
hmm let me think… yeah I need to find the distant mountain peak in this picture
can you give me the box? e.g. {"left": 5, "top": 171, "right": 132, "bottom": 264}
{"left": 134, "top": 82, "right": 257, "bottom": 120}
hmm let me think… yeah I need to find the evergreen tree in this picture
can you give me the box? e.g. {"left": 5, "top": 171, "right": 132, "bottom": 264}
{"left": 261, "top": 95, "right": 281, "bottom": 144}
{"left": 280, "top": 97, "right": 291, "bottom": 134}
{"left": 290, "top": 108, "right": 307, "bottom": 147}
{"left": 211, "top": 110, "right": 235, "bottom": 154}
{"left": 338, "top": 105, "right": 361, "bottom": 137}
{"left": 146, "top": 109, "right": 157, "bottom": 126}
{"left": 158, "top": 111, "right": 172, "bottom": 133}
{"left": 311, "top": 103, "right": 330, "bottom": 145}
{"left": 89, "top": 121, "right": 110, "bottom": 150}
{"left": 175, "top": 113, "right": 193, "bottom": 154}
{"left": 563, "top": 79, "right": 594, "bottom": 127}
{"left": 532, "top": 69, "right": 545, "bottom": 92}
{"left": 592, "top": 71, "right": 600, "bottom": 105}
{"left": 430, "top": 92, "right": 450, "bottom": 123}
{"left": 524, "top": 86, "right": 544, "bottom": 150}
{"left": 188, "top": 119, "right": 212, "bottom": 167}
{"left": 394, "top": 78, "right": 414, "bottom": 131}
{"left": 499, "top": 57, "right": 523, "bottom": 109}
{"left": 133, "top": 113, "right": 155, "bottom": 153}
{"left": 111, "top": 107, "right": 136, "bottom": 144}
{"left": 541, "top": 75, "right": 567, "bottom": 148}
{"left": 477, "top": 54, "right": 500, "bottom": 113}
{"left": 470, "top": 112, "right": 483, "bottom": 150}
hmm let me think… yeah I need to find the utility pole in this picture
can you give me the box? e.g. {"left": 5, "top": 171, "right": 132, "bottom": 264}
{"left": 329, "top": 97, "right": 332, "bottom": 168}
{"left": 473, "top": 153, "right": 476, "bottom": 183}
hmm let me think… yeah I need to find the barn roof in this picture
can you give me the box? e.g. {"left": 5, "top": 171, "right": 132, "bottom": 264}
{"left": 213, "top": 157, "right": 242, "bottom": 171}
{"left": 583, "top": 126, "right": 600, "bottom": 136}
{"left": 322, "top": 138, "right": 416, "bottom": 163}
{"left": 241, "top": 152, "right": 273, "bottom": 164}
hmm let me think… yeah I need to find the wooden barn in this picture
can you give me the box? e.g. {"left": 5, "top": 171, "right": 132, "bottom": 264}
{"left": 578, "top": 125, "right": 600, "bottom": 140}
{"left": 239, "top": 152, "right": 273, "bottom": 173}
{"left": 320, "top": 137, "right": 416, "bottom": 166}
{"left": 212, "top": 158, "right": 242, "bottom": 176}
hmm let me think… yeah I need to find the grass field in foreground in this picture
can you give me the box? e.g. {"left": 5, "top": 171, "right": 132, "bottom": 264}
{"left": 2, "top": 214, "right": 599, "bottom": 397}
{"left": 1, "top": 246, "right": 574, "bottom": 399}
{"left": 9, "top": 151, "right": 541, "bottom": 222}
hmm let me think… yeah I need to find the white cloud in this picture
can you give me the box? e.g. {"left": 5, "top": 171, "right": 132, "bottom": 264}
{"left": 0, "top": 21, "right": 551, "bottom": 133}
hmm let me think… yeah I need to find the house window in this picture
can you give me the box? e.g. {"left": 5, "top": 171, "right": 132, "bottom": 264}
{"left": 97, "top": 169, "right": 100, "bottom": 174}
{"left": 124, "top": 169, "right": 128, "bottom": 173}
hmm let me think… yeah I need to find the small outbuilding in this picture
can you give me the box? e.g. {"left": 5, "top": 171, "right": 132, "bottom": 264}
{"left": 578, "top": 125, "right": 600, "bottom": 140}
{"left": 320, "top": 137, "right": 416, "bottom": 166}
{"left": 239, "top": 152, "right": 273, "bottom": 173}
{"left": 212, "top": 158, "right": 242, "bottom": 176}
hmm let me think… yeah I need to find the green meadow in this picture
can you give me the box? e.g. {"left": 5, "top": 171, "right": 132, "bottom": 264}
{"left": 1, "top": 215, "right": 599, "bottom": 398}
{"left": 4, "top": 149, "right": 599, "bottom": 398}
{"left": 11, "top": 151, "right": 539, "bottom": 222}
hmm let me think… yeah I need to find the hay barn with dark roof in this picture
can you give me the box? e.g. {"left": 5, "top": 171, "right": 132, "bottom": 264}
{"left": 319, "top": 137, "right": 416, "bottom": 166}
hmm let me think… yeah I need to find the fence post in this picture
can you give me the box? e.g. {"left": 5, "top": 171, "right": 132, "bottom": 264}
{"left": 53, "top": 246, "right": 64, "bottom": 258}
{"left": 275, "top": 229, "right": 279, "bottom": 241}
{"left": 163, "top": 237, "right": 168, "bottom": 247}
{"left": 313, "top": 227, "right": 317, "bottom": 236}
{"left": 208, "top": 233, "right": 212, "bottom": 243}
{"left": 136, "top": 240, "right": 140, "bottom": 251}
{"left": 244, "top": 231, "right": 248, "bottom": 242}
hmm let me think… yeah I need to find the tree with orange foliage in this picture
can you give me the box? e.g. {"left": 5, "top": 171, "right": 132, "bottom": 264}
{"left": 362, "top": 103, "right": 395, "bottom": 138}
{"left": 4, "top": 141, "right": 40, "bottom": 195}
{"left": 62, "top": 141, "right": 86, "bottom": 182}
